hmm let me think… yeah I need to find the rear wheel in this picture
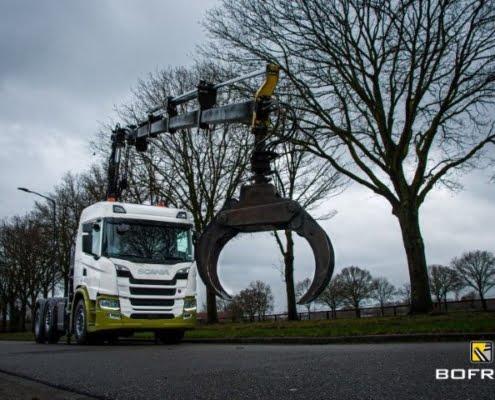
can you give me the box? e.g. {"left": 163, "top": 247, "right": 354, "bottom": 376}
{"left": 155, "top": 330, "right": 184, "bottom": 344}
{"left": 33, "top": 305, "right": 45, "bottom": 344}
{"left": 44, "top": 303, "right": 61, "bottom": 344}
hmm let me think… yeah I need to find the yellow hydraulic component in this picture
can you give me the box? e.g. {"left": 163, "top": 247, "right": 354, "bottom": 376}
{"left": 252, "top": 63, "right": 280, "bottom": 127}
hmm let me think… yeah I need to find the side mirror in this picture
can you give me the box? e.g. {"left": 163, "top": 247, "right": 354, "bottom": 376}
{"left": 92, "top": 223, "right": 101, "bottom": 232}
{"left": 192, "top": 231, "right": 198, "bottom": 245}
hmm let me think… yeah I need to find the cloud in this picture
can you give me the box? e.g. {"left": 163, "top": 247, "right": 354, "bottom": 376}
{"left": 0, "top": 0, "right": 216, "bottom": 217}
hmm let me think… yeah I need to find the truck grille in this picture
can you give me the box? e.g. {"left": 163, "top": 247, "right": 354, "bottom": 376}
{"left": 117, "top": 271, "right": 188, "bottom": 285}
{"left": 130, "top": 287, "right": 176, "bottom": 296}
{"left": 130, "top": 298, "right": 174, "bottom": 307}
{"left": 130, "top": 313, "right": 175, "bottom": 320}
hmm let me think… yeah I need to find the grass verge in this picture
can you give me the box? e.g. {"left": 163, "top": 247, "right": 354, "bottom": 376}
{"left": 1, "top": 312, "right": 492, "bottom": 342}
{"left": 0, "top": 331, "right": 34, "bottom": 341}
{"left": 185, "top": 312, "right": 495, "bottom": 339}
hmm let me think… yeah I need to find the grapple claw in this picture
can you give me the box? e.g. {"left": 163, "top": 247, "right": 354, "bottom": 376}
{"left": 196, "top": 183, "right": 335, "bottom": 303}
{"left": 195, "top": 63, "right": 335, "bottom": 306}
{"left": 195, "top": 220, "right": 237, "bottom": 299}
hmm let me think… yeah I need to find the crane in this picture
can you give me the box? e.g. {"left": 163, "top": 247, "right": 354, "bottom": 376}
{"left": 106, "top": 64, "right": 334, "bottom": 305}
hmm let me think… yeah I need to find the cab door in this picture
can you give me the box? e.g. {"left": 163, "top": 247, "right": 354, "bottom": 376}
{"left": 79, "top": 220, "right": 103, "bottom": 299}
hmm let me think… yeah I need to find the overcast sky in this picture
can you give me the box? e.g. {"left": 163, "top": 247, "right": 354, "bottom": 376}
{"left": 1, "top": 1, "right": 494, "bottom": 312}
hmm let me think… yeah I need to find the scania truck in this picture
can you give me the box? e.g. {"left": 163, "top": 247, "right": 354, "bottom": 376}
{"left": 33, "top": 201, "right": 197, "bottom": 344}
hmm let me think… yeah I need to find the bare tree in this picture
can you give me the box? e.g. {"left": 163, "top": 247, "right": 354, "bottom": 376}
{"left": 295, "top": 278, "right": 313, "bottom": 316}
{"left": 0, "top": 231, "right": 18, "bottom": 331}
{"left": 205, "top": 0, "right": 495, "bottom": 314}
{"left": 236, "top": 281, "right": 274, "bottom": 322}
{"left": 250, "top": 281, "right": 274, "bottom": 320}
{"left": 35, "top": 166, "right": 107, "bottom": 296}
{"left": 237, "top": 288, "right": 258, "bottom": 322}
{"left": 316, "top": 278, "right": 344, "bottom": 319}
{"left": 451, "top": 273, "right": 466, "bottom": 301}
{"left": 0, "top": 216, "right": 51, "bottom": 331}
{"left": 397, "top": 283, "right": 412, "bottom": 306}
{"left": 461, "top": 290, "right": 478, "bottom": 301}
{"left": 371, "top": 277, "right": 396, "bottom": 316}
{"left": 337, "top": 266, "right": 374, "bottom": 318}
{"left": 452, "top": 250, "right": 495, "bottom": 311}
{"left": 116, "top": 62, "right": 251, "bottom": 323}
{"left": 428, "top": 264, "right": 462, "bottom": 311}
{"left": 223, "top": 295, "right": 245, "bottom": 322}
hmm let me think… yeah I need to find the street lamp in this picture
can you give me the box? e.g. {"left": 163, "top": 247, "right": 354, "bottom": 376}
{"left": 17, "top": 187, "right": 58, "bottom": 297}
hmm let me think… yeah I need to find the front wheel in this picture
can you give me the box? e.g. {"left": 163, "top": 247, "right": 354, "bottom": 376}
{"left": 155, "top": 330, "right": 184, "bottom": 344}
{"left": 33, "top": 305, "right": 45, "bottom": 344}
{"left": 73, "top": 299, "right": 90, "bottom": 345}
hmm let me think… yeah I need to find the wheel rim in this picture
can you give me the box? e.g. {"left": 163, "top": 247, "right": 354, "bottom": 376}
{"left": 75, "top": 306, "right": 85, "bottom": 338}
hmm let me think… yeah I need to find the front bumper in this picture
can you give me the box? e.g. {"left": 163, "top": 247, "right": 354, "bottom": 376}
{"left": 92, "top": 295, "right": 196, "bottom": 332}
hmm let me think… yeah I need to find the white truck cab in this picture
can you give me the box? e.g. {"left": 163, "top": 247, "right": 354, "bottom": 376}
{"left": 34, "top": 201, "right": 197, "bottom": 345}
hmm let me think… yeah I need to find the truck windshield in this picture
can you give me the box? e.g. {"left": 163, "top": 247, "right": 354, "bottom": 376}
{"left": 102, "top": 219, "right": 193, "bottom": 264}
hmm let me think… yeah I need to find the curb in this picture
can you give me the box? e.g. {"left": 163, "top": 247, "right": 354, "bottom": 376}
{"left": 183, "top": 332, "right": 495, "bottom": 345}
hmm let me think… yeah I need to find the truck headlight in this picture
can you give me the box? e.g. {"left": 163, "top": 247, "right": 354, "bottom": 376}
{"left": 99, "top": 298, "right": 120, "bottom": 310}
{"left": 176, "top": 267, "right": 190, "bottom": 279}
{"left": 115, "top": 264, "right": 131, "bottom": 278}
{"left": 183, "top": 297, "right": 196, "bottom": 311}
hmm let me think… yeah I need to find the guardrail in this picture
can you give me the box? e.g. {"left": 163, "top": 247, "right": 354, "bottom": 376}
{"left": 198, "top": 297, "right": 494, "bottom": 323}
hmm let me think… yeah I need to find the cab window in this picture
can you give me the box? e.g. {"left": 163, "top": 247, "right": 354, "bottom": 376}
{"left": 82, "top": 221, "right": 101, "bottom": 256}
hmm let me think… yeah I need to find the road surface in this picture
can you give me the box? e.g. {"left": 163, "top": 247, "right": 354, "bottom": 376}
{"left": 0, "top": 341, "right": 493, "bottom": 399}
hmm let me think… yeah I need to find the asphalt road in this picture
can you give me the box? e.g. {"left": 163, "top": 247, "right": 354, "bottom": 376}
{"left": 0, "top": 341, "right": 493, "bottom": 400}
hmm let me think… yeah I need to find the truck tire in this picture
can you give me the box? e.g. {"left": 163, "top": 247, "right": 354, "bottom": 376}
{"left": 44, "top": 302, "right": 61, "bottom": 344}
{"left": 155, "top": 330, "right": 184, "bottom": 344}
{"left": 33, "top": 305, "right": 46, "bottom": 344}
{"left": 73, "top": 299, "right": 90, "bottom": 345}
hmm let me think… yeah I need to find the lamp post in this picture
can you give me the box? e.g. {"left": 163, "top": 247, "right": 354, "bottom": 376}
{"left": 17, "top": 187, "right": 57, "bottom": 297}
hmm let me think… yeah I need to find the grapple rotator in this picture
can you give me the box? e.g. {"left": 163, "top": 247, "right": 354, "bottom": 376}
{"left": 196, "top": 64, "right": 335, "bottom": 304}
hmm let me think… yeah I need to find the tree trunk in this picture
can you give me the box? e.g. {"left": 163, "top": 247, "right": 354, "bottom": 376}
{"left": 395, "top": 206, "right": 432, "bottom": 314}
{"left": 284, "top": 230, "right": 298, "bottom": 321}
{"left": 380, "top": 305, "right": 385, "bottom": 317}
{"left": 479, "top": 291, "right": 487, "bottom": 311}
{"left": 1, "top": 306, "right": 6, "bottom": 332}
{"left": 206, "top": 288, "right": 218, "bottom": 324}
{"left": 19, "top": 302, "right": 27, "bottom": 332}
{"left": 355, "top": 304, "right": 361, "bottom": 318}
{"left": 8, "top": 301, "right": 16, "bottom": 332}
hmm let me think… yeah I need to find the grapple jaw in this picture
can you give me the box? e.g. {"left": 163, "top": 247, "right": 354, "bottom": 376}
{"left": 196, "top": 183, "right": 335, "bottom": 304}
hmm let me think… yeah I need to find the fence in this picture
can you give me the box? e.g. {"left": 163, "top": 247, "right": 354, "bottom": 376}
{"left": 199, "top": 297, "right": 494, "bottom": 323}
{"left": 2, "top": 298, "right": 493, "bottom": 331}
